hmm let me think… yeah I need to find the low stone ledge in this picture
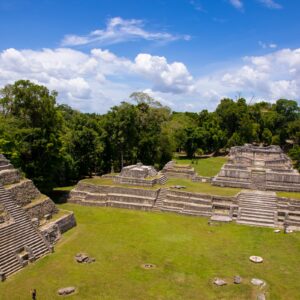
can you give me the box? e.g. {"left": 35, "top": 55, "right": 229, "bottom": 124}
{"left": 5, "top": 179, "right": 40, "bottom": 206}
{"left": 24, "top": 197, "right": 58, "bottom": 220}
{"left": 0, "top": 169, "right": 21, "bottom": 185}
{"left": 55, "top": 211, "right": 76, "bottom": 233}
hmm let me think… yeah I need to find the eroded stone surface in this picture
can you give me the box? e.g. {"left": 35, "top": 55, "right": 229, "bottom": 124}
{"left": 75, "top": 253, "right": 95, "bottom": 263}
{"left": 251, "top": 278, "right": 265, "bottom": 286}
{"left": 257, "top": 293, "right": 266, "bottom": 300}
{"left": 249, "top": 256, "right": 263, "bottom": 263}
{"left": 213, "top": 278, "right": 227, "bottom": 286}
{"left": 58, "top": 287, "right": 76, "bottom": 296}
{"left": 234, "top": 276, "right": 242, "bottom": 284}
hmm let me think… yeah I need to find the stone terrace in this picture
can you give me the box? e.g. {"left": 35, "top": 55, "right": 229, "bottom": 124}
{"left": 0, "top": 155, "right": 76, "bottom": 279}
{"left": 114, "top": 163, "right": 167, "bottom": 187}
{"left": 69, "top": 177, "right": 300, "bottom": 231}
{"left": 212, "top": 144, "right": 300, "bottom": 192}
{"left": 0, "top": 185, "right": 50, "bottom": 279}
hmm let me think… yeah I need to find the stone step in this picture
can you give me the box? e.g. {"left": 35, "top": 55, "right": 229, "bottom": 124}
{"left": 0, "top": 185, "right": 50, "bottom": 278}
{"left": 239, "top": 198, "right": 277, "bottom": 203}
{"left": 241, "top": 209, "right": 274, "bottom": 217}
{"left": 160, "top": 207, "right": 182, "bottom": 213}
{"left": 240, "top": 213, "right": 274, "bottom": 221}
{"left": 237, "top": 220, "right": 275, "bottom": 228}
{"left": 240, "top": 200, "right": 277, "bottom": 203}
{"left": 240, "top": 204, "right": 276, "bottom": 210}
{"left": 180, "top": 210, "right": 211, "bottom": 217}
{"left": 238, "top": 216, "right": 274, "bottom": 224}
{"left": 239, "top": 200, "right": 276, "bottom": 206}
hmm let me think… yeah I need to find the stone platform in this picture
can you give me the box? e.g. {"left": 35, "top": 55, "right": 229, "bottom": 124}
{"left": 114, "top": 163, "right": 167, "bottom": 187}
{"left": 212, "top": 144, "right": 300, "bottom": 192}
{"left": 69, "top": 177, "right": 300, "bottom": 231}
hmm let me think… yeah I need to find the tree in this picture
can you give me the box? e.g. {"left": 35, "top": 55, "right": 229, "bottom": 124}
{"left": 262, "top": 128, "right": 272, "bottom": 145}
{"left": 0, "top": 80, "right": 63, "bottom": 192}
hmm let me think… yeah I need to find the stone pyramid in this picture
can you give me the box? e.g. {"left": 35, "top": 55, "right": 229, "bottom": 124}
{"left": 0, "top": 154, "right": 76, "bottom": 280}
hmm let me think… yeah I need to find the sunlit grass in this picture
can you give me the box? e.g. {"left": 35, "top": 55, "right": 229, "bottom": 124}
{"left": 174, "top": 156, "right": 227, "bottom": 177}
{"left": 1, "top": 204, "right": 299, "bottom": 300}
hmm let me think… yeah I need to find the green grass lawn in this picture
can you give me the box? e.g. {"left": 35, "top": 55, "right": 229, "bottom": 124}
{"left": 81, "top": 177, "right": 240, "bottom": 196}
{"left": 1, "top": 204, "right": 300, "bottom": 300}
{"left": 165, "top": 178, "right": 240, "bottom": 196}
{"left": 277, "top": 191, "right": 300, "bottom": 200}
{"left": 174, "top": 156, "right": 227, "bottom": 177}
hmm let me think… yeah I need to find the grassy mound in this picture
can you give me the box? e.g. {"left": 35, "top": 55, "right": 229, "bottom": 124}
{"left": 174, "top": 156, "right": 227, "bottom": 177}
{"left": 1, "top": 204, "right": 299, "bottom": 300}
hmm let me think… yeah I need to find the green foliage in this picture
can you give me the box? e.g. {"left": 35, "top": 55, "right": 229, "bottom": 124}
{"left": 0, "top": 80, "right": 299, "bottom": 191}
{"left": 289, "top": 145, "right": 300, "bottom": 171}
{"left": 262, "top": 128, "right": 272, "bottom": 145}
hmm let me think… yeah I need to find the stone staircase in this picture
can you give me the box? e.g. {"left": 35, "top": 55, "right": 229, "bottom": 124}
{"left": 237, "top": 190, "right": 277, "bottom": 228}
{"left": 0, "top": 185, "right": 50, "bottom": 278}
{"left": 161, "top": 190, "right": 212, "bottom": 217}
{"left": 152, "top": 188, "right": 168, "bottom": 212}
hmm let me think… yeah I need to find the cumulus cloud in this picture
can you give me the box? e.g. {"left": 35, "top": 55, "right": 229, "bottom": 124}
{"left": 61, "top": 17, "right": 190, "bottom": 47}
{"left": 258, "top": 0, "right": 282, "bottom": 9}
{"left": 229, "top": 0, "right": 243, "bottom": 10}
{"left": 0, "top": 48, "right": 195, "bottom": 111}
{"left": 134, "top": 53, "right": 194, "bottom": 94}
{"left": 0, "top": 47, "right": 299, "bottom": 113}
{"left": 216, "top": 48, "right": 300, "bottom": 101}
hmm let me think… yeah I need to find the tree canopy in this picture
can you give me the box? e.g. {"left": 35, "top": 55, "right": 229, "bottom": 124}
{"left": 0, "top": 80, "right": 299, "bottom": 192}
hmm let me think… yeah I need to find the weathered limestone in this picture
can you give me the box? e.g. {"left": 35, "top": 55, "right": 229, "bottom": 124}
{"left": 162, "top": 161, "right": 197, "bottom": 179}
{"left": 0, "top": 185, "right": 50, "bottom": 277}
{"left": 161, "top": 189, "right": 213, "bottom": 217}
{"left": 24, "top": 196, "right": 59, "bottom": 220}
{"left": 213, "top": 144, "right": 300, "bottom": 192}
{"left": 69, "top": 181, "right": 159, "bottom": 210}
{"left": 114, "top": 163, "right": 167, "bottom": 187}
{"left": 58, "top": 287, "right": 76, "bottom": 296}
{"left": 249, "top": 256, "right": 264, "bottom": 263}
{"left": 237, "top": 190, "right": 277, "bottom": 228}
{"left": 0, "top": 154, "right": 76, "bottom": 279}
{"left": 5, "top": 179, "right": 40, "bottom": 206}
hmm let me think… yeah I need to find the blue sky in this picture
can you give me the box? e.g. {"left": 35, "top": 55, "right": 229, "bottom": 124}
{"left": 0, "top": 0, "right": 299, "bottom": 113}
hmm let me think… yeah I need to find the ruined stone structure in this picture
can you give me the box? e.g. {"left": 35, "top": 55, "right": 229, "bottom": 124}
{"left": 162, "top": 161, "right": 211, "bottom": 183}
{"left": 69, "top": 179, "right": 300, "bottom": 231}
{"left": 212, "top": 144, "right": 300, "bottom": 191}
{"left": 0, "top": 154, "right": 76, "bottom": 279}
{"left": 114, "top": 163, "right": 167, "bottom": 186}
{"left": 162, "top": 161, "right": 197, "bottom": 179}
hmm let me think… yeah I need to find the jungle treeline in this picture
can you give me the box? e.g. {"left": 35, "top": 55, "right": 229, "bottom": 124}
{"left": 0, "top": 80, "right": 299, "bottom": 193}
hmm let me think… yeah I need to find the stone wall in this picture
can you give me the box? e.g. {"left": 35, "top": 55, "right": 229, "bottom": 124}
{"left": 24, "top": 197, "right": 59, "bottom": 220}
{"left": 55, "top": 212, "right": 77, "bottom": 233}
{"left": 277, "top": 197, "right": 300, "bottom": 229}
{"left": 192, "top": 176, "right": 212, "bottom": 183}
{"left": 69, "top": 180, "right": 300, "bottom": 230}
{"left": 0, "top": 169, "right": 21, "bottom": 185}
{"left": 5, "top": 179, "right": 40, "bottom": 206}
{"left": 69, "top": 182, "right": 159, "bottom": 210}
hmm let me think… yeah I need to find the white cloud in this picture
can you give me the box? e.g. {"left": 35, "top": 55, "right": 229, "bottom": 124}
{"left": 229, "top": 0, "right": 243, "bottom": 10}
{"left": 0, "top": 48, "right": 195, "bottom": 111}
{"left": 213, "top": 48, "right": 300, "bottom": 101}
{"left": 134, "top": 53, "right": 194, "bottom": 94}
{"left": 258, "top": 0, "right": 282, "bottom": 9}
{"left": 259, "top": 41, "right": 277, "bottom": 49}
{"left": 61, "top": 17, "right": 190, "bottom": 47}
{"left": 0, "top": 47, "right": 299, "bottom": 113}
